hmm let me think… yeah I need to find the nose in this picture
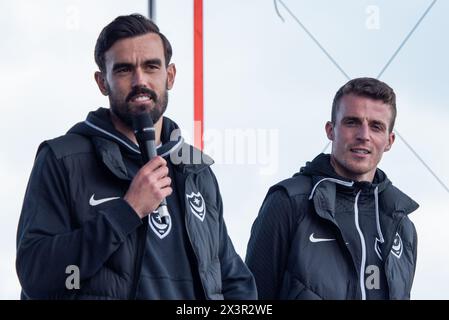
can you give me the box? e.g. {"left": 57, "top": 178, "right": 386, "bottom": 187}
{"left": 131, "top": 68, "right": 146, "bottom": 87}
{"left": 356, "top": 122, "right": 370, "bottom": 142}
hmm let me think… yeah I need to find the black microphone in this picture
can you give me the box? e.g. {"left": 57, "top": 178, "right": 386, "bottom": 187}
{"left": 132, "top": 113, "right": 170, "bottom": 224}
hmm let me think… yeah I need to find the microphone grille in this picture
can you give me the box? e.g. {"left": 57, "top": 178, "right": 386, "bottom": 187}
{"left": 132, "top": 113, "right": 154, "bottom": 132}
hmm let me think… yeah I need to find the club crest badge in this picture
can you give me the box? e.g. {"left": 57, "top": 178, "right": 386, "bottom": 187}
{"left": 186, "top": 191, "right": 206, "bottom": 222}
{"left": 149, "top": 209, "right": 172, "bottom": 239}
{"left": 391, "top": 232, "right": 403, "bottom": 259}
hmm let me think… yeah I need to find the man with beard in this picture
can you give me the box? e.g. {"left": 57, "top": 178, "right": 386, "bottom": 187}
{"left": 16, "top": 14, "right": 256, "bottom": 300}
{"left": 246, "top": 78, "right": 419, "bottom": 299}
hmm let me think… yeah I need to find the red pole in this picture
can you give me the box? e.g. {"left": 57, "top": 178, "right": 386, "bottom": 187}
{"left": 194, "top": 0, "right": 204, "bottom": 150}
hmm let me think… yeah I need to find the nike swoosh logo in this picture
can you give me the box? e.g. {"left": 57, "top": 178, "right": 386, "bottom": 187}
{"left": 309, "top": 233, "right": 336, "bottom": 243}
{"left": 89, "top": 194, "right": 120, "bottom": 206}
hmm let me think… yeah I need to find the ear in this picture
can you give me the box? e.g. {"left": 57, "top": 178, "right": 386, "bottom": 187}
{"left": 94, "top": 71, "right": 109, "bottom": 96}
{"left": 384, "top": 131, "right": 395, "bottom": 152}
{"left": 325, "top": 121, "right": 335, "bottom": 141}
{"left": 166, "top": 63, "right": 176, "bottom": 90}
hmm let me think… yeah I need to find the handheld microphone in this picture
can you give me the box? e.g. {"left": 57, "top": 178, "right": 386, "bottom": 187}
{"left": 132, "top": 113, "right": 170, "bottom": 224}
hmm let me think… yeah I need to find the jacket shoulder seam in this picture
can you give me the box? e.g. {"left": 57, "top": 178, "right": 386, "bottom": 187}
{"left": 272, "top": 175, "right": 313, "bottom": 197}
{"left": 44, "top": 133, "right": 94, "bottom": 160}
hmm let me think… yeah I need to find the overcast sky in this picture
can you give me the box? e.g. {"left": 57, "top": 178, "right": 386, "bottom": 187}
{"left": 1, "top": 0, "right": 447, "bottom": 299}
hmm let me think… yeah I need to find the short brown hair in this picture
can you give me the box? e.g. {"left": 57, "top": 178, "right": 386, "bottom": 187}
{"left": 94, "top": 14, "right": 172, "bottom": 73}
{"left": 331, "top": 77, "right": 396, "bottom": 132}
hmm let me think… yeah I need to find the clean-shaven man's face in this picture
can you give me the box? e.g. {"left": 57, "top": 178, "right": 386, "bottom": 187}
{"left": 325, "top": 94, "right": 395, "bottom": 182}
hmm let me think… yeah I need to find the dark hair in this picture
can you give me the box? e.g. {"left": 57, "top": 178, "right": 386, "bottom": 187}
{"left": 94, "top": 14, "right": 172, "bottom": 72}
{"left": 331, "top": 77, "right": 396, "bottom": 132}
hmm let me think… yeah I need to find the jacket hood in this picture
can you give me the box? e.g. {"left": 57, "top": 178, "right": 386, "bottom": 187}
{"left": 298, "top": 153, "right": 391, "bottom": 194}
{"left": 67, "top": 107, "right": 213, "bottom": 175}
{"left": 297, "top": 153, "right": 418, "bottom": 219}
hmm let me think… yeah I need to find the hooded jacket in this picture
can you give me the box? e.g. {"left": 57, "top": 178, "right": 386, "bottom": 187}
{"left": 16, "top": 108, "right": 256, "bottom": 300}
{"left": 246, "top": 153, "right": 418, "bottom": 300}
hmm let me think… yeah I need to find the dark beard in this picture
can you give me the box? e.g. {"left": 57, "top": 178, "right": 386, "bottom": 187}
{"left": 110, "top": 87, "right": 168, "bottom": 128}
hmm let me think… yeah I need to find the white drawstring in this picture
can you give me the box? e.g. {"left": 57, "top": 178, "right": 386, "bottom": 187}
{"left": 374, "top": 186, "right": 385, "bottom": 244}
{"left": 354, "top": 190, "right": 367, "bottom": 300}
{"left": 309, "top": 178, "right": 354, "bottom": 200}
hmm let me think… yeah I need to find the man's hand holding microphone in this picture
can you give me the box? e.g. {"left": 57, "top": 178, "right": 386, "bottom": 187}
{"left": 124, "top": 114, "right": 172, "bottom": 221}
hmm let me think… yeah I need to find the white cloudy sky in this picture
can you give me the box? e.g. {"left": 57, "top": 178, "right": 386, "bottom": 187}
{"left": 0, "top": 0, "right": 447, "bottom": 299}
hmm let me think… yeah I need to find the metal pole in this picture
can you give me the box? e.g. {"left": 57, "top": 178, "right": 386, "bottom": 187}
{"left": 148, "top": 0, "right": 156, "bottom": 22}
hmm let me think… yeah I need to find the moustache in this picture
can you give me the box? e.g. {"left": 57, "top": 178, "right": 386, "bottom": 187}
{"left": 126, "top": 87, "right": 158, "bottom": 103}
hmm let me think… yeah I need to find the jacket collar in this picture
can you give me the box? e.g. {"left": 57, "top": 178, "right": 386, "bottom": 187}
{"left": 301, "top": 153, "right": 418, "bottom": 220}
{"left": 68, "top": 108, "right": 214, "bottom": 180}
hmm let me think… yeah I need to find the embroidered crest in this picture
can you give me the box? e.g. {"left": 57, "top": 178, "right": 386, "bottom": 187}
{"left": 186, "top": 191, "right": 206, "bottom": 222}
{"left": 149, "top": 209, "right": 172, "bottom": 239}
{"left": 391, "top": 232, "right": 403, "bottom": 259}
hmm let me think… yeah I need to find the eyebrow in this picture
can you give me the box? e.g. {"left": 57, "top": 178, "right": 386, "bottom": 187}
{"left": 341, "top": 116, "right": 362, "bottom": 123}
{"left": 342, "top": 116, "right": 387, "bottom": 128}
{"left": 112, "top": 59, "right": 163, "bottom": 72}
{"left": 112, "top": 62, "right": 133, "bottom": 72}
{"left": 143, "top": 58, "right": 162, "bottom": 66}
